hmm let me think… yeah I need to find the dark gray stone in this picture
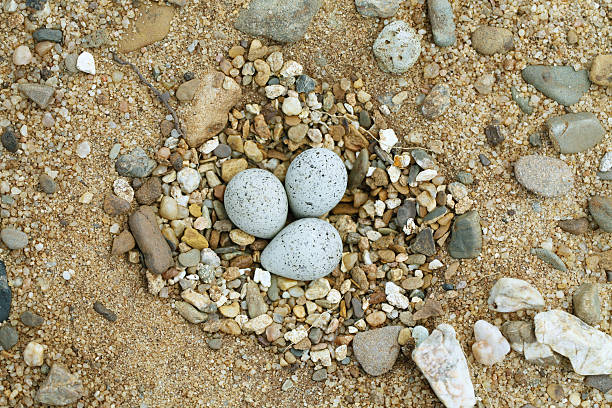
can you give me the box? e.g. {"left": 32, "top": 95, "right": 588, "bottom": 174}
{"left": 348, "top": 148, "right": 369, "bottom": 190}
{"left": 522, "top": 65, "right": 590, "bottom": 106}
{"left": 295, "top": 75, "right": 316, "bottom": 93}
{"left": 26, "top": 0, "right": 47, "bottom": 10}
{"left": 396, "top": 199, "right": 417, "bottom": 227}
{"left": 585, "top": 375, "right": 612, "bottom": 394}
{"left": 589, "top": 195, "right": 612, "bottom": 233}
{"left": 93, "top": 301, "right": 117, "bottom": 322}
{"left": 427, "top": 0, "right": 456, "bottom": 47}
{"left": 18, "top": 83, "right": 55, "bottom": 108}
{"left": 0, "top": 260, "right": 11, "bottom": 323}
{"left": 529, "top": 132, "right": 542, "bottom": 147}
{"left": 115, "top": 147, "right": 156, "bottom": 178}
{"left": 0, "top": 325, "right": 18, "bottom": 350}
{"left": 20, "top": 311, "right": 44, "bottom": 327}
{"left": 33, "top": 28, "right": 63, "bottom": 43}
{"left": 359, "top": 110, "right": 372, "bottom": 129}
{"left": 531, "top": 248, "right": 567, "bottom": 272}
{"left": 410, "top": 228, "right": 435, "bottom": 256}
{"left": 547, "top": 112, "right": 605, "bottom": 154}
{"left": 448, "top": 211, "right": 482, "bottom": 259}
{"left": 455, "top": 171, "right": 473, "bottom": 185}
{"left": 213, "top": 144, "right": 231, "bottom": 159}
{"left": 573, "top": 283, "right": 601, "bottom": 326}
{"left": 485, "top": 123, "right": 505, "bottom": 146}
{"left": 308, "top": 327, "right": 323, "bottom": 344}
{"left": 1, "top": 127, "right": 18, "bottom": 153}
{"left": 353, "top": 326, "right": 402, "bottom": 376}
{"left": 234, "top": 0, "right": 322, "bottom": 43}
{"left": 312, "top": 368, "right": 327, "bottom": 381}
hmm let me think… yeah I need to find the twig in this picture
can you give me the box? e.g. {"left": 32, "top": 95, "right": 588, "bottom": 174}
{"left": 111, "top": 52, "right": 185, "bottom": 139}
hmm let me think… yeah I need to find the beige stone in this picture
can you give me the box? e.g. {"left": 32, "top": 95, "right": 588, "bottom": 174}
{"left": 118, "top": 5, "right": 175, "bottom": 53}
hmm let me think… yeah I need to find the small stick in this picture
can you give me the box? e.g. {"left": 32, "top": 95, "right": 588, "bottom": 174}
{"left": 111, "top": 52, "right": 185, "bottom": 138}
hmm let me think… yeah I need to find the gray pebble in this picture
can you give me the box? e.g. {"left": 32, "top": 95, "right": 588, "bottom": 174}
{"left": 0, "top": 325, "right": 18, "bottom": 350}
{"left": 206, "top": 338, "right": 223, "bottom": 350}
{"left": 0, "top": 260, "right": 11, "bottom": 323}
{"left": 531, "top": 248, "right": 567, "bottom": 272}
{"left": 348, "top": 148, "right": 369, "bottom": 190}
{"left": 312, "top": 368, "right": 327, "bottom": 382}
{"left": 584, "top": 375, "right": 612, "bottom": 394}
{"left": 410, "top": 228, "right": 435, "bottom": 256}
{"left": 529, "top": 132, "right": 542, "bottom": 147}
{"left": 358, "top": 110, "right": 372, "bottom": 129}
{"left": 455, "top": 171, "right": 473, "bottom": 185}
{"left": 1, "top": 127, "right": 18, "bottom": 153}
{"left": 420, "top": 83, "right": 450, "bottom": 119}
{"left": 511, "top": 86, "right": 533, "bottom": 114}
{"left": 33, "top": 28, "right": 63, "bottom": 43}
{"left": 448, "top": 211, "right": 482, "bottom": 259}
{"left": 479, "top": 154, "right": 491, "bottom": 166}
{"left": 64, "top": 54, "right": 78, "bottom": 73}
{"left": 295, "top": 75, "right": 316, "bottom": 93}
{"left": 572, "top": 283, "right": 601, "bottom": 326}
{"left": 547, "top": 112, "right": 605, "bottom": 154}
{"left": 18, "top": 83, "right": 55, "bottom": 109}
{"left": 81, "top": 29, "right": 109, "bottom": 48}
{"left": 373, "top": 21, "right": 421, "bottom": 74}
{"left": 522, "top": 65, "right": 590, "bottom": 106}
{"left": 39, "top": 174, "right": 57, "bottom": 194}
{"left": 514, "top": 155, "right": 573, "bottom": 197}
{"left": 93, "top": 301, "right": 117, "bottom": 322}
{"left": 427, "top": 0, "right": 456, "bottom": 47}
{"left": 1, "top": 228, "right": 28, "bottom": 250}
{"left": 353, "top": 326, "right": 402, "bottom": 376}
{"left": 20, "top": 310, "right": 44, "bottom": 327}
{"left": 412, "top": 149, "right": 435, "bottom": 169}
{"left": 355, "top": 0, "right": 401, "bottom": 17}
{"left": 115, "top": 147, "right": 156, "bottom": 178}
{"left": 178, "top": 249, "right": 201, "bottom": 267}
{"left": 396, "top": 199, "right": 417, "bottom": 228}
{"left": 589, "top": 195, "right": 612, "bottom": 233}
{"left": 213, "top": 144, "right": 231, "bottom": 158}
{"left": 309, "top": 327, "right": 323, "bottom": 344}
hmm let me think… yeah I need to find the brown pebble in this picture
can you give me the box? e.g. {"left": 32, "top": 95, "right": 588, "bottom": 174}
{"left": 103, "top": 193, "right": 131, "bottom": 216}
{"left": 111, "top": 230, "right": 135, "bottom": 255}
{"left": 169, "top": 152, "right": 183, "bottom": 171}
{"left": 162, "top": 267, "right": 180, "bottom": 280}
{"left": 230, "top": 254, "right": 253, "bottom": 268}
{"left": 128, "top": 206, "right": 174, "bottom": 274}
{"left": 160, "top": 120, "right": 174, "bottom": 137}
{"left": 365, "top": 310, "right": 386, "bottom": 327}
{"left": 557, "top": 218, "right": 589, "bottom": 235}
{"left": 213, "top": 185, "right": 226, "bottom": 201}
{"left": 369, "top": 291, "right": 386, "bottom": 305}
{"left": 413, "top": 299, "right": 443, "bottom": 320}
{"left": 135, "top": 177, "right": 162, "bottom": 205}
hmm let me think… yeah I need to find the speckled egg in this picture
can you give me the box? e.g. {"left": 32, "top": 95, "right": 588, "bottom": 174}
{"left": 223, "top": 169, "right": 288, "bottom": 239}
{"left": 284, "top": 148, "right": 347, "bottom": 218}
{"left": 260, "top": 218, "right": 343, "bottom": 281}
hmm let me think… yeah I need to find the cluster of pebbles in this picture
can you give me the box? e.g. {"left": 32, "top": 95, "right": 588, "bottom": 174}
{"left": 105, "top": 38, "right": 484, "bottom": 386}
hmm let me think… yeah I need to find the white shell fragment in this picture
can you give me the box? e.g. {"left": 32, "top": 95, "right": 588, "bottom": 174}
{"left": 412, "top": 324, "right": 476, "bottom": 408}
{"left": 488, "top": 277, "right": 545, "bottom": 312}
{"left": 534, "top": 310, "right": 612, "bottom": 375}
{"left": 378, "top": 129, "right": 398, "bottom": 152}
{"left": 76, "top": 51, "right": 95, "bottom": 75}
{"left": 472, "top": 320, "right": 510, "bottom": 366}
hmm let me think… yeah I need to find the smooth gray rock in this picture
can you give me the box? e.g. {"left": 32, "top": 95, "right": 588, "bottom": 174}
{"left": 234, "top": 0, "right": 322, "bottom": 43}
{"left": 353, "top": 326, "right": 402, "bottom": 376}
{"left": 449, "top": 211, "right": 482, "bottom": 259}
{"left": 175, "top": 301, "right": 208, "bottom": 324}
{"left": 224, "top": 169, "right": 288, "bottom": 239}
{"left": 589, "top": 195, "right": 612, "bottom": 233}
{"left": 260, "top": 218, "right": 342, "bottom": 281}
{"left": 355, "top": 0, "right": 401, "bottom": 17}
{"left": 1, "top": 127, "right": 18, "bottom": 153}
{"left": 573, "top": 283, "right": 601, "bottom": 326}
{"left": 585, "top": 375, "right": 612, "bottom": 394}
{"left": 20, "top": 311, "right": 44, "bottom": 327}
{"left": 178, "top": 249, "right": 200, "bottom": 267}
{"left": 1, "top": 228, "right": 28, "bottom": 250}
{"left": 546, "top": 112, "right": 605, "bottom": 154}
{"left": 33, "top": 28, "right": 63, "bottom": 43}
{"left": 471, "top": 26, "right": 513, "bottom": 55}
{"left": 531, "top": 248, "right": 567, "bottom": 272}
{"left": 36, "top": 364, "right": 85, "bottom": 406}
{"left": 514, "top": 155, "right": 573, "bottom": 197}
{"left": 285, "top": 148, "right": 347, "bottom": 218}
{"left": 522, "top": 65, "right": 590, "bottom": 106}
{"left": 115, "top": 147, "right": 156, "bottom": 178}
{"left": 427, "top": 0, "right": 456, "bottom": 47}
{"left": 373, "top": 21, "right": 421, "bottom": 74}
{"left": 348, "top": 148, "right": 369, "bottom": 190}
{"left": 0, "top": 260, "right": 10, "bottom": 323}
{"left": 0, "top": 325, "right": 18, "bottom": 350}
{"left": 18, "top": 83, "right": 55, "bottom": 108}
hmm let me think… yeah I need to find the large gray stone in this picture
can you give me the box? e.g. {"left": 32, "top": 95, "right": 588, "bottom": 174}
{"left": 589, "top": 195, "right": 612, "bottom": 233}
{"left": 285, "top": 148, "right": 347, "bottom": 218}
{"left": 115, "top": 147, "right": 156, "bottom": 178}
{"left": 224, "top": 169, "right": 288, "bottom": 239}
{"left": 522, "top": 65, "right": 590, "bottom": 106}
{"left": 352, "top": 326, "right": 402, "bottom": 376}
{"left": 547, "top": 112, "right": 605, "bottom": 154}
{"left": 373, "top": 21, "right": 421, "bottom": 74}
{"left": 234, "top": 0, "right": 322, "bottom": 43}
{"left": 448, "top": 211, "right": 482, "bottom": 259}
{"left": 514, "top": 155, "right": 573, "bottom": 197}
{"left": 36, "top": 364, "right": 85, "bottom": 406}
{"left": 260, "top": 218, "right": 342, "bottom": 281}
{"left": 1, "top": 228, "right": 28, "bottom": 250}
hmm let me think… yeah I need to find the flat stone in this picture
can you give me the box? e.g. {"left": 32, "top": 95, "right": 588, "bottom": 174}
{"left": 522, "top": 65, "right": 590, "bottom": 106}
{"left": 420, "top": 84, "right": 450, "bottom": 119}
{"left": 531, "top": 248, "right": 567, "bottom": 271}
{"left": 115, "top": 147, "right": 156, "bottom": 178}
{"left": 410, "top": 228, "right": 435, "bottom": 256}
{"left": 348, "top": 148, "right": 370, "bottom": 190}
{"left": 93, "top": 301, "right": 117, "bottom": 322}
{"left": 18, "top": 83, "right": 55, "bottom": 108}
{"left": 412, "top": 324, "right": 476, "bottom": 408}
{"left": 234, "top": 0, "right": 322, "bottom": 43}
{"left": 128, "top": 206, "right": 173, "bottom": 274}
{"left": 589, "top": 54, "right": 612, "bottom": 87}
{"left": 573, "top": 283, "right": 601, "bottom": 325}
{"left": 245, "top": 281, "right": 268, "bottom": 318}
{"left": 514, "top": 155, "right": 573, "bottom": 197}
{"left": 546, "top": 112, "right": 605, "bottom": 153}
{"left": 111, "top": 230, "right": 135, "bottom": 255}
{"left": 557, "top": 218, "right": 589, "bottom": 235}
{"left": 412, "top": 299, "right": 443, "bottom": 321}
{"left": 585, "top": 375, "right": 612, "bottom": 394}
{"left": 20, "top": 310, "right": 44, "bottom": 327}
{"left": 373, "top": 21, "right": 421, "bottom": 74}
{"left": 0, "top": 325, "right": 18, "bottom": 350}
{"left": 82, "top": 29, "right": 109, "bottom": 48}
{"left": 427, "top": 0, "right": 456, "bottom": 47}
{"left": 448, "top": 211, "right": 482, "bottom": 259}
{"left": 1, "top": 127, "right": 18, "bottom": 153}
{"left": 535, "top": 309, "right": 612, "bottom": 375}
{"left": 135, "top": 177, "right": 161, "bottom": 205}
{"left": 352, "top": 326, "right": 402, "bottom": 376}
{"left": 178, "top": 249, "right": 200, "bottom": 267}
{"left": 184, "top": 72, "right": 241, "bottom": 148}
{"left": 0, "top": 260, "right": 11, "bottom": 323}
{"left": 38, "top": 174, "right": 57, "bottom": 194}
{"left": 471, "top": 26, "right": 513, "bottom": 55}
{"left": 36, "top": 364, "right": 85, "bottom": 406}
{"left": 488, "top": 277, "right": 544, "bottom": 312}
{"left": 355, "top": 0, "right": 401, "bottom": 17}
{"left": 33, "top": 28, "right": 63, "bottom": 43}
{"left": 175, "top": 301, "right": 208, "bottom": 324}
{"left": 589, "top": 195, "right": 612, "bottom": 233}
{"left": 1, "top": 228, "right": 28, "bottom": 250}
{"left": 103, "top": 193, "right": 130, "bottom": 216}
{"left": 117, "top": 4, "right": 174, "bottom": 53}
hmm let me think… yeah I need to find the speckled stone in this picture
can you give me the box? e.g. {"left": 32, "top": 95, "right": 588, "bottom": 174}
{"left": 115, "top": 147, "right": 156, "bottom": 178}
{"left": 547, "top": 113, "right": 605, "bottom": 154}
{"left": 427, "top": 0, "right": 456, "bottom": 47}
{"left": 514, "top": 155, "right": 573, "bottom": 197}
{"left": 224, "top": 169, "right": 288, "bottom": 239}
{"left": 522, "top": 65, "right": 590, "bottom": 106}
{"left": 373, "top": 21, "right": 421, "bottom": 74}
{"left": 285, "top": 148, "right": 347, "bottom": 218}
{"left": 260, "top": 218, "right": 342, "bottom": 281}
{"left": 471, "top": 26, "right": 513, "bottom": 55}
{"left": 353, "top": 326, "right": 402, "bottom": 376}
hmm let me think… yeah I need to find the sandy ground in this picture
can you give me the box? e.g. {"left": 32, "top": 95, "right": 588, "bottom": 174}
{"left": 0, "top": 0, "right": 611, "bottom": 407}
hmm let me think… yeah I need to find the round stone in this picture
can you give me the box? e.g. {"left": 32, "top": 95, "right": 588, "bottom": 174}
{"left": 514, "top": 155, "right": 574, "bottom": 197}
{"left": 281, "top": 97, "right": 302, "bottom": 116}
{"left": 373, "top": 21, "right": 421, "bottom": 74}
{"left": 285, "top": 148, "right": 347, "bottom": 218}
{"left": 223, "top": 169, "right": 288, "bottom": 239}
{"left": 13, "top": 45, "right": 32, "bottom": 65}
{"left": 177, "top": 167, "right": 201, "bottom": 194}
{"left": 1, "top": 228, "right": 28, "bottom": 250}
{"left": 38, "top": 174, "right": 57, "bottom": 194}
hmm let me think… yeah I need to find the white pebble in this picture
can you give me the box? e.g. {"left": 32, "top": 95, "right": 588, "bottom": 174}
{"left": 472, "top": 320, "right": 510, "bottom": 366}
{"left": 76, "top": 51, "right": 96, "bottom": 74}
{"left": 416, "top": 169, "right": 437, "bottom": 182}
{"left": 13, "top": 45, "right": 32, "bottom": 65}
{"left": 600, "top": 151, "right": 612, "bottom": 172}
{"left": 253, "top": 268, "right": 271, "bottom": 287}
{"left": 24, "top": 342, "right": 44, "bottom": 366}
{"left": 282, "top": 97, "right": 302, "bottom": 116}
{"left": 387, "top": 165, "right": 401, "bottom": 183}
{"left": 76, "top": 141, "right": 91, "bottom": 158}
{"left": 113, "top": 178, "right": 134, "bottom": 202}
{"left": 62, "top": 269, "right": 74, "bottom": 280}
{"left": 378, "top": 129, "right": 398, "bottom": 152}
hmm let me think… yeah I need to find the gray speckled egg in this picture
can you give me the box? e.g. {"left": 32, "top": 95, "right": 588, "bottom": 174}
{"left": 285, "top": 148, "right": 348, "bottom": 218}
{"left": 260, "top": 218, "right": 342, "bottom": 281}
{"left": 223, "top": 169, "right": 288, "bottom": 239}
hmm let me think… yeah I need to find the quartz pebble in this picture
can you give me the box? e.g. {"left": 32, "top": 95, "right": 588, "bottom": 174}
{"left": 13, "top": 45, "right": 32, "bottom": 65}
{"left": 76, "top": 51, "right": 96, "bottom": 74}
{"left": 1, "top": 228, "right": 28, "bottom": 250}
{"left": 488, "top": 277, "right": 544, "bottom": 312}
{"left": 472, "top": 320, "right": 510, "bottom": 366}
{"left": 24, "top": 341, "right": 45, "bottom": 366}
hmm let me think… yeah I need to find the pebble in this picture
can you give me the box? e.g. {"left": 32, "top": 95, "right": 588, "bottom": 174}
{"left": 485, "top": 123, "right": 505, "bottom": 146}
{"left": 184, "top": 72, "right": 241, "bottom": 147}
{"left": 234, "top": 0, "right": 322, "bottom": 43}
{"left": 472, "top": 320, "right": 510, "bottom": 366}
{"left": 103, "top": 193, "right": 130, "bottom": 216}
{"left": 471, "top": 26, "right": 513, "bottom": 55}
{"left": 281, "top": 97, "right": 302, "bottom": 116}
{"left": 589, "top": 54, "right": 612, "bottom": 87}
{"left": 511, "top": 86, "right": 533, "bottom": 114}
{"left": 285, "top": 148, "right": 347, "bottom": 218}
{"left": 181, "top": 227, "right": 208, "bottom": 249}
{"left": 312, "top": 368, "right": 327, "bottom": 382}
{"left": 427, "top": 0, "right": 456, "bottom": 47}
{"left": 348, "top": 148, "right": 370, "bottom": 190}
{"left": 531, "top": 247, "right": 567, "bottom": 271}
{"left": 1, "top": 127, "right": 18, "bottom": 152}
{"left": 117, "top": 4, "right": 174, "bottom": 53}
{"left": 18, "top": 83, "right": 55, "bottom": 108}
{"left": 585, "top": 375, "right": 612, "bottom": 394}
{"left": 20, "top": 310, "right": 44, "bottom": 327}
{"left": 76, "top": 141, "right": 91, "bottom": 158}
{"left": 352, "top": 326, "right": 402, "bottom": 376}
{"left": 514, "top": 155, "right": 573, "bottom": 197}
{"left": 488, "top": 277, "right": 544, "bottom": 312}
{"left": 535, "top": 309, "right": 612, "bottom": 375}
{"left": 261, "top": 218, "right": 342, "bottom": 281}
{"left": 224, "top": 169, "right": 288, "bottom": 239}
{"left": 76, "top": 51, "right": 96, "bottom": 75}
{"left": 455, "top": 171, "right": 473, "bottom": 185}
{"left": 213, "top": 144, "right": 232, "bottom": 158}
{"left": 82, "top": 29, "right": 109, "bottom": 48}
{"left": 355, "top": 0, "right": 401, "bottom": 17}
{"left": 0, "top": 325, "right": 18, "bottom": 350}
{"left": 128, "top": 207, "right": 173, "bottom": 274}
{"left": 420, "top": 84, "right": 450, "bottom": 119}
{"left": 111, "top": 231, "right": 135, "bottom": 255}
{"left": 572, "top": 283, "right": 601, "bottom": 326}
{"left": 35, "top": 364, "right": 85, "bottom": 406}
{"left": 448, "top": 211, "right": 482, "bottom": 259}
{"left": 207, "top": 338, "right": 223, "bottom": 350}
{"left": 522, "top": 65, "right": 590, "bottom": 106}
{"left": 178, "top": 249, "right": 200, "bottom": 267}
{"left": 0, "top": 260, "right": 11, "bottom": 323}
{"left": 24, "top": 341, "right": 44, "bottom": 366}
{"left": 475, "top": 73, "right": 496, "bottom": 95}
{"left": 1, "top": 228, "right": 28, "bottom": 250}
{"left": 13, "top": 45, "right": 32, "bottom": 65}
{"left": 176, "top": 79, "right": 201, "bottom": 102}
{"left": 115, "top": 147, "right": 156, "bottom": 178}
{"left": 410, "top": 228, "right": 435, "bottom": 256}
{"left": 588, "top": 195, "right": 612, "bottom": 233}
{"left": 93, "top": 301, "right": 117, "bottom": 322}
{"left": 373, "top": 21, "right": 421, "bottom": 74}
{"left": 38, "top": 174, "right": 57, "bottom": 194}
{"left": 412, "top": 324, "right": 476, "bottom": 408}
{"left": 557, "top": 218, "right": 589, "bottom": 235}
{"left": 175, "top": 301, "right": 208, "bottom": 324}
{"left": 177, "top": 167, "right": 201, "bottom": 194}
{"left": 33, "top": 28, "right": 63, "bottom": 43}
{"left": 295, "top": 75, "right": 316, "bottom": 93}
